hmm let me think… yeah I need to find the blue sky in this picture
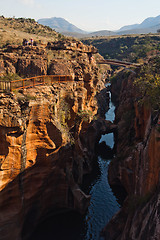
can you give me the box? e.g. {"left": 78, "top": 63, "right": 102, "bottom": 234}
{"left": 0, "top": 0, "right": 160, "bottom": 31}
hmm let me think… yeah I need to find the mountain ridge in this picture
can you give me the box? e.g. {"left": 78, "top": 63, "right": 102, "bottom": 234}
{"left": 38, "top": 17, "right": 87, "bottom": 34}
{"left": 38, "top": 15, "right": 160, "bottom": 38}
{"left": 118, "top": 15, "right": 160, "bottom": 31}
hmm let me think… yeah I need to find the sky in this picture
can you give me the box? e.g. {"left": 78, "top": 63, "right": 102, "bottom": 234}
{"left": 0, "top": 0, "right": 160, "bottom": 31}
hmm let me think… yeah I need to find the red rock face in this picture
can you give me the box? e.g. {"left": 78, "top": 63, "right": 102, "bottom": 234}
{"left": 134, "top": 102, "right": 151, "bottom": 141}
{"left": 0, "top": 86, "right": 85, "bottom": 240}
{"left": 17, "top": 58, "right": 48, "bottom": 77}
{"left": 118, "top": 103, "right": 160, "bottom": 196}
{"left": 0, "top": 39, "right": 112, "bottom": 239}
{"left": 109, "top": 70, "right": 160, "bottom": 196}
{"left": 48, "top": 59, "right": 74, "bottom": 77}
{"left": 102, "top": 188, "right": 160, "bottom": 240}
{"left": 0, "top": 72, "right": 115, "bottom": 239}
{"left": 0, "top": 40, "right": 106, "bottom": 79}
{"left": 105, "top": 69, "right": 160, "bottom": 240}
{"left": 146, "top": 127, "right": 160, "bottom": 193}
{"left": 0, "top": 46, "right": 48, "bottom": 77}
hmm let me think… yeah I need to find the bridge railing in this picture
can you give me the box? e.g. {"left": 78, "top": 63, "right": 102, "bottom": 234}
{"left": 0, "top": 81, "right": 11, "bottom": 92}
{"left": 0, "top": 75, "right": 73, "bottom": 92}
{"left": 97, "top": 59, "right": 141, "bottom": 67}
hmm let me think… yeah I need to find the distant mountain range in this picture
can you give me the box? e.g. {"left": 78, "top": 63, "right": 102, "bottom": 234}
{"left": 118, "top": 15, "right": 160, "bottom": 31}
{"left": 38, "top": 17, "right": 87, "bottom": 34}
{"left": 38, "top": 15, "right": 160, "bottom": 38}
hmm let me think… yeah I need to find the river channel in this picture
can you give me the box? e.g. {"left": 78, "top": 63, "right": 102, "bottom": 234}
{"left": 30, "top": 85, "right": 120, "bottom": 240}
{"left": 80, "top": 85, "right": 120, "bottom": 240}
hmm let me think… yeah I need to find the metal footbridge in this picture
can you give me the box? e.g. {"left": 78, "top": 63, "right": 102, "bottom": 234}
{"left": 98, "top": 59, "right": 141, "bottom": 68}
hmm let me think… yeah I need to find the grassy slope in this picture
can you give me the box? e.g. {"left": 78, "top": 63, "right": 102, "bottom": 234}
{"left": 0, "top": 16, "right": 63, "bottom": 47}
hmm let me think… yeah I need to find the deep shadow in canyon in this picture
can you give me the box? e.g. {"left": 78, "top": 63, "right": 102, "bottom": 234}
{"left": 28, "top": 141, "right": 127, "bottom": 240}
{"left": 28, "top": 87, "right": 127, "bottom": 240}
{"left": 29, "top": 210, "right": 85, "bottom": 240}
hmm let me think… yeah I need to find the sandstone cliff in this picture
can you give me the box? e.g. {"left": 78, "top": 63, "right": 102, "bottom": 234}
{"left": 102, "top": 63, "right": 160, "bottom": 239}
{"left": 0, "top": 39, "right": 104, "bottom": 80}
{"left": 0, "top": 39, "right": 113, "bottom": 240}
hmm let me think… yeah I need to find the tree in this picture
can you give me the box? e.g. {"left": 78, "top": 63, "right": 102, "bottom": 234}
{"left": 134, "top": 63, "right": 160, "bottom": 109}
{"left": 157, "top": 29, "right": 160, "bottom": 33}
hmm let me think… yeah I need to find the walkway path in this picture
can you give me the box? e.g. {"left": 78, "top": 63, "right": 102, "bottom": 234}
{"left": 98, "top": 59, "right": 141, "bottom": 68}
{"left": 0, "top": 75, "right": 73, "bottom": 92}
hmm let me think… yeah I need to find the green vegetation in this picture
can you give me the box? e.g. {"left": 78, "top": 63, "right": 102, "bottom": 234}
{"left": 0, "top": 73, "right": 21, "bottom": 81}
{"left": 58, "top": 98, "right": 71, "bottom": 126}
{"left": 110, "top": 70, "right": 130, "bottom": 84}
{"left": 77, "top": 109, "right": 93, "bottom": 122}
{"left": 134, "top": 57, "right": 160, "bottom": 109}
{"left": 58, "top": 33, "right": 65, "bottom": 40}
{"left": 25, "top": 94, "right": 37, "bottom": 101}
{"left": 0, "top": 16, "right": 57, "bottom": 37}
{"left": 82, "top": 35, "right": 160, "bottom": 63}
{"left": 17, "top": 94, "right": 37, "bottom": 103}
{"left": 57, "top": 98, "right": 75, "bottom": 145}
{"left": 0, "top": 16, "right": 59, "bottom": 47}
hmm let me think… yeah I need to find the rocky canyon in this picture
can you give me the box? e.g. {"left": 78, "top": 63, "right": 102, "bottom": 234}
{"left": 0, "top": 37, "right": 114, "bottom": 239}
{"left": 0, "top": 16, "right": 160, "bottom": 240}
{"left": 102, "top": 59, "right": 160, "bottom": 240}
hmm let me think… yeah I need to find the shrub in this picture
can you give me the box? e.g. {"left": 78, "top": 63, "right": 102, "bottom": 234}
{"left": 58, "top": 98, "right": 71, "bottom": 126}
{"left": 77, "top": 109, "right": 93, "bottom": 122}
{"left": 134, "top": 59, "right": 160, "bottom": 109}
{"left": 0, "top": 73, "right": 21, "bottom": 82}
{"left": 134, "top": 73, "right": 160, "bottom": 109}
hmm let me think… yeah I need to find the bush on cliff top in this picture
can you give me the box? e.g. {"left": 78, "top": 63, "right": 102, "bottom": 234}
{"left": 82, "top": 35, "right": 160, "bottom": 63}
{"left": 134, "top": 58, "right": 160, "bottom": 109}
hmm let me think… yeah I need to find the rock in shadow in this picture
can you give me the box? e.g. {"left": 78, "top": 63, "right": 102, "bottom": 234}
{"left": 46, "top": 122, "right": 62, "bottom": 148}
{"left": 96, "top": 141, "right": 114, "bottom": 160}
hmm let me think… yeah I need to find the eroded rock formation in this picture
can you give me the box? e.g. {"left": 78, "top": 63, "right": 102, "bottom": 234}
{"left": 102, "top": 69, "right": 160, "bottom": 240}
{"left": 0, "top": 39, "right": 113, "bottom": 240}
{"left": 0, "top": 39, "right": 103, "bottom": 80}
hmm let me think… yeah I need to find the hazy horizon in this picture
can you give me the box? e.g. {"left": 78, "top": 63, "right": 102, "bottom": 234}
{"left": 0, "top": 0, "right": 160, "bottom": 31}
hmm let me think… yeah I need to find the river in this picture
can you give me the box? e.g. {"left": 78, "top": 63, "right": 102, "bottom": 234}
{"left": 80, "top": 86, "right": 120, "bottom": 240}
{"left": 30, "top": 86, "right": 120, "bottom": 240}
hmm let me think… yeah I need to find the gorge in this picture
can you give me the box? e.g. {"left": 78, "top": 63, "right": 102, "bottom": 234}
{"left": 0, "top": 36, "right": 116, "bottom": 240}
{"left": 29, "top": 84, "right": 121, "bottom": 240}
{"left": 0, "top": 17, "right": 160, "bottom": 240}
